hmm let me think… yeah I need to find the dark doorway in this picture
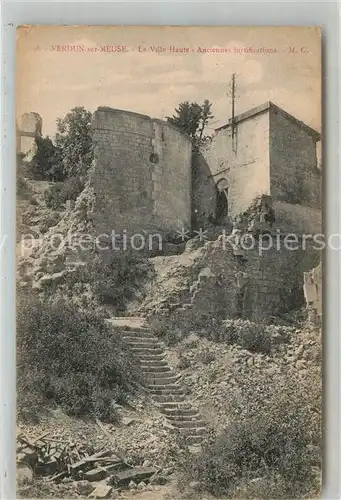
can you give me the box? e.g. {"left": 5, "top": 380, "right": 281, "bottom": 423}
{"left": 215, "top": 188, "right": 228, "bottom": 223}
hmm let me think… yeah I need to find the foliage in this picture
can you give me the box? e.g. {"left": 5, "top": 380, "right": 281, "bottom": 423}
{"left": 222, "top": 319, "right": 273, "bottom": 353}
{"left": 88, "top": 251, "right": 154, "bottom": 314}
{"left": 181, "top": 367, "right": 321, "bottom": 498}
{"left": 55, "top": 107, "right": 93, "bottom": 179}
{"left": 29, "top": 136, "right": 63, "bottom": 181}
{"left": 44, "top": 176, "right": 84, "bottom": 209}
{"left": 148, "top": 314, "right": 195, "bottom": 346}
{"left": 166, "top": 100, "right": 214, "bottom": 150}
{"left": 17, "top": 292, "right": 141, "bottom": 422}
{"left": 148, "top": 314, "right": 291, "bottom": 354}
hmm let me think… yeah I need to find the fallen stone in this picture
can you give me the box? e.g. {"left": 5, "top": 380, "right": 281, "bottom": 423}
{"left": 89, "top": 483, "right": 112, "bottom": 499}
{"left": 121, "top": 417, "right": 136, "bottom": 427}
{"left": 188, "top": 480, "right": 201, "bottom": 491}
{"left": 17, "top": 463, "right": 33, "bottom": 485}
{"left": 17, "top": 447, "right": 38, "bottom": 467}
{"left": 111, "top": 467, "right": 156, "bottom": 487}
{"left": 76, "top": 480, "right": 95, "bottom": 496}
{"left": 128, "top": 480, "right": 137, "bottom": 489}
{"left": 62, "top": 477, "right": 74, "bottom": 484}
{"left": 84, "top": 468, "right": 108, "bottom": 482}
{"left": 137, "top": 481, "right": 147, "bottom": 490}
{"left": 149, "top": 474, "right": 168, "bottom": 485}
{"left": 35, "top": 458, "right": 58, "bottom": 476}
{"left": 162, "top": 467, "right": 175, "bottom": 476}
{"left": 183, "top": 333, "right": 200, "bottom": 347}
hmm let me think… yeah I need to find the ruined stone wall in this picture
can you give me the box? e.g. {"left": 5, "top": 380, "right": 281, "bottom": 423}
{"left": 151, "top": 120, "right": 192, "bottom": 232}
{"left": 191, "top": 151, "right": 217, "bottom": 229}
{"left": 90, "top": 107, "right": 192, "bottom": 236}
{"left": 203, "top": 111, "right": 270, "bottom": 218}
{"left": 185, "top": 235, "right": 321, "bottom": 322}
{"left": 17, "top": 112, "right": 42, "bottom": 155}
{"left": 272, "top": 201, "right": 322, "bottom": 235}
{"left": 303, "top": 262, "right": 322, "bottom": 316}
{"left": 269, "top": 107, "right": 321, "bottom": 209}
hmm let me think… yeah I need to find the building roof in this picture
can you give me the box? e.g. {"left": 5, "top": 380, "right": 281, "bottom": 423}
{"left": 215, "top": 101, "right": 320, "bottom": 141}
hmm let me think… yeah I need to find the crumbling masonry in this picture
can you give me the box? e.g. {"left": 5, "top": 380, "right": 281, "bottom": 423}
{"left": 17, "top": 102, "right": 322, "bottom": 320}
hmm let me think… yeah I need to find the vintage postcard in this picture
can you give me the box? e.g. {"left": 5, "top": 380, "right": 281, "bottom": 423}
{"left": 16, "top": 26, "right": 322, "bottom": 499}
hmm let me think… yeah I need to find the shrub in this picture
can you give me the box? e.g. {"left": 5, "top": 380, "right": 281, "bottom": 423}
{"left": 55, "top": 107, "right": 93, "bottom": 179}
{"left": 149, "top": 315, "right": 187, "bottom": 346}
{"left": 197, "top": 349, "right": 216, "bottom": 365}
{"left": 44, "top": 176, "right": 83, "bottom": 209}
{"left": 88, "top": 251, "right": 154, "bottom": 314}
{"left": 38, "top": 211, "right": 62, "bottom": 233}
{"left": 181, "top": 367, "right": 321, "bottom": 498}
{"left": 16, "top": 176, "right": 30, "bottom": 196}
{"left": 17, "top": 291, "right": 142, "bottom": 422}
{"left": 223, "top": 319, "right": 273, "bottom": 353}
{"left": 29, "top": 135, "right": 64, "bottom": 181}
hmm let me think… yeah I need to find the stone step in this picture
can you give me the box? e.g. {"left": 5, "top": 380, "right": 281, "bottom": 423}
{"left": 124, "top": 341, "right": 161, "bottom": 349}
{"left": 174, "top": 427, "right": 207, "bottom": 437}
{"left": 152, "top": 395, "right": 186, "bottom": 403}
{"left": 170, "top": 420, "right": 206, "bottom": 429}
{"left": 119, "top": 329, "right": 150, "bottom": 335}
{"left": 122, "top": 333, "right": 158, "bottom": 342}
{"left": 139, "top": 359, "right": 168, "bottom": 365}
{"left": 160, "top": 407, "right": 198, "bottom": 417}
{"left": 137, "top": 353, "right": 166, "bottom": 361}
{"left": 157, "top": 401, "right": 192, "bottom": 408}
{"left": 131, "top": 347, "right": 164, "bottom": 355}
{"left": 121, "top": 332, "right": 153, "bottom": 342}
{"left": 141, "top": 365, "right": 171, "bottom": 373}
{"left": 144, "top": 370, "right": 175, "bottom": 384}
{"left": 186, "top": 435, "right": 205, "bottom": 445}
{"left": 149, "top": 389, "right": 184, "bottom": 397}
{"left": 148, "top": 382, "right": 181, "bottom": 390}
{"left": 165, "top": 413, "right": 201, "bottom": 422}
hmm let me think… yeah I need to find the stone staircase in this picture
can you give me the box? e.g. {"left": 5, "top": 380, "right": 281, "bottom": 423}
{"left": 120, "top": 327, "right": 206, "bottom": 446}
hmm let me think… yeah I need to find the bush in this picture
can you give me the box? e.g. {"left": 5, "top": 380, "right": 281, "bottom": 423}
{"left": 16, "top": 176, "right": 30, "bottom": 196}
{"left": 197, "top": 349, "right": 216, "bottom": 365}
{"left": 88, "top": 251, "right": 154, "bottom": 314}
{"left": 44, "top": 176, "right": 83, "bottom": 209}
{"left": 223, "top": 319, "right": 273, "bottom": 353}
{"left": 17, "top": 292, "right": 142, "bottom": 422}
{"left": 148, "top": 315, "right": 187, "bottom": 346}
{"left": 29, "top": 136, "right": 64, "bottom": 181}
{"left": 181, "top": 367, "right": 321, "bottom": 498}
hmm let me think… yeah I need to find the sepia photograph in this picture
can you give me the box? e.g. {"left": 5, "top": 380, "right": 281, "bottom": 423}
{"left": 16, "top": 26, "right": 322, "bottom": 499}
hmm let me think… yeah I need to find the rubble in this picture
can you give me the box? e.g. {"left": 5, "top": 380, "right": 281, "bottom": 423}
{"left": 109, "top": 467, "right": 156, "bottom": 487}
{"left": 162, "top": 321, "right": 321, "bottom": 433}
{"left": 17, "top": 463, "right": 34, "bottom": 485}
{"left": 16, "top": 417, "right": 177, "bottom": 497}
{"left": 89, "top": 483, "right": 112, "bottom": 498}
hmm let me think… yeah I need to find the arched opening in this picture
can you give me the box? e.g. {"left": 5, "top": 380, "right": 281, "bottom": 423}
{"left": 215, "top": 178, "right": 229, "bottom": 224}
{"left": 216, "top": 190, "right": 228, "bottom": 221}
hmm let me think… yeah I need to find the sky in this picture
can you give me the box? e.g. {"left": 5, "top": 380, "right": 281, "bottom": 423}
{"left": 17, "top": 26, "right": 321, "bottom": 138}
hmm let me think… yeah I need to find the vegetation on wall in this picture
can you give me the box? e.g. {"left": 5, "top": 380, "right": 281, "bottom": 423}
{"left": 166, "top": 99, "right": 214, "bottom": 150}
{"left": 29, "top": 107, "right": 93, "bottom": 187}
{"left": 55, "top": 107, "right": 93, "bottom": 179}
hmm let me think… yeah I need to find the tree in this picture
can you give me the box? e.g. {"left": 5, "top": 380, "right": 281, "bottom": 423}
{"left": 55, "top": 107, "right": 93, "bottom": 179}
{"left": 166, "top": 99, "right": 214, "bottom": 150}
{"left": 30, "top": 136, "right": 63, "bottom": 181}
